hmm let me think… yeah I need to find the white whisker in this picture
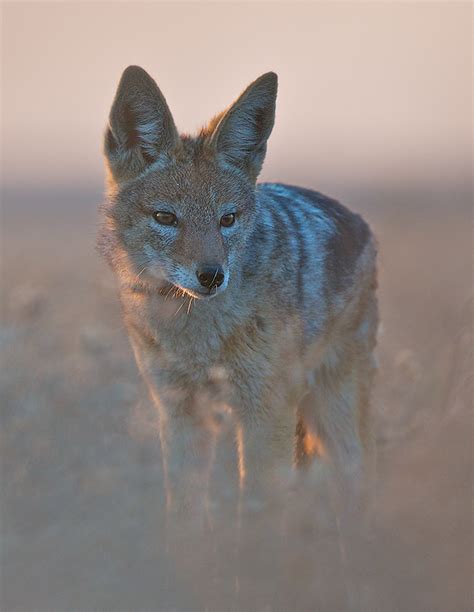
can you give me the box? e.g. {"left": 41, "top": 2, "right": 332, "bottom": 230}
{"left": 173, "top": 299, "right": 186, "bottom": 317}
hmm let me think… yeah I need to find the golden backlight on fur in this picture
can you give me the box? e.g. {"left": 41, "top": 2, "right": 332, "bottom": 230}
{"left": 303, "top": 431, "right": 325, "bottom": 459}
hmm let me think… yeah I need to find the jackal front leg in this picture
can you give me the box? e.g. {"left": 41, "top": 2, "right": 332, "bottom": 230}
{"left": 157, "top": 396, "right": 217, "bottom": 521}
{"left": 236, "top": 396, "right": 296, "bottom": 510}
{"left": 129, "top": 331, "right": 216, "bottom": 523}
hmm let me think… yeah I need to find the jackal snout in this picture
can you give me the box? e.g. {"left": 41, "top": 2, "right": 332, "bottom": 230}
{"left": 196, "top": 265, "right": 225, "bottom": 289}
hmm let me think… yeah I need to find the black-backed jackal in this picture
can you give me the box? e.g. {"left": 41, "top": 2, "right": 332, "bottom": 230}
{"left": 99, "top": 66, "right": 378, "bottom": 519}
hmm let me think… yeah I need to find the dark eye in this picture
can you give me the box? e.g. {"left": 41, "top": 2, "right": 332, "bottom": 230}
{"left": 220, "top": 213, "right": 236, "bottom": 228}
{"left": 153, "top": 211, "right": 178, "bottom": 226}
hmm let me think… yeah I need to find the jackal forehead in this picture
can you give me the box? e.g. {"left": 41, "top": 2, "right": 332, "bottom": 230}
{"left": 120, "top": 158, "right": 255, "bottom": 214}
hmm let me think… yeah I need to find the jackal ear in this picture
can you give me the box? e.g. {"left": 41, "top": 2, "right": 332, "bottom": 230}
{"left": 210, "top": 72, "right": 278, "bottom": 181}
{"left": 104, "top": 66, "right": 179, "bottom": 184}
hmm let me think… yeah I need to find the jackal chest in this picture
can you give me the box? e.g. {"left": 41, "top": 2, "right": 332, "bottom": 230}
{"left": 123, "top": 287, "right": 308, "bottom": 402}
{"left": 123, "top": 289, "right": 238, "bottom": 380}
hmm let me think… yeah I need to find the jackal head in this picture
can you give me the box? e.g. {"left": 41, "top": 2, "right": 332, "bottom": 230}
{"left": 100, "top": 66, "right": 277, "bottom": 299}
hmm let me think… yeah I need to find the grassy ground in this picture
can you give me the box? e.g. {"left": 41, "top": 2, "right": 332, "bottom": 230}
{"left": 1, "top": 187, "right": 471, "bottom": 611}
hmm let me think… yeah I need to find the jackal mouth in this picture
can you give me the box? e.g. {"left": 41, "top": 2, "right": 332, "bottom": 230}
{"left": 157, "top": 283, "right": 219, "bottom": 300}
{"left": 183, "top": 286, "right": 219, "bottom": 300}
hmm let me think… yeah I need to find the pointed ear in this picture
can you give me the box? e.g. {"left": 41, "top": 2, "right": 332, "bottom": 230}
{"left": 210, "top": 72, "right": 278, "bottom": 181}
{"left": 104, "top": 66, "right": 179, "bottom": 184}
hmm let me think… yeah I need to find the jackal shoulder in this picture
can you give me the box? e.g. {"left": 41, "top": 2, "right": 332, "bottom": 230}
{"left": 245, "top": 183, "right": 376, "bottom": 326}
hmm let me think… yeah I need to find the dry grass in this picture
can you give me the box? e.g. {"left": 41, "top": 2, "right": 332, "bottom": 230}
{"left": 1, "top": 188, "right": 471, "bottom": 611}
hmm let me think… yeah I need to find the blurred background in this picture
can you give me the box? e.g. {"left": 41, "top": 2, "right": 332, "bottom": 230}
{"left": 3, "top": 1, "right": 471, "bottom": 198}
{"left": 1, "top": 2, "right": 472, "bottom": 611}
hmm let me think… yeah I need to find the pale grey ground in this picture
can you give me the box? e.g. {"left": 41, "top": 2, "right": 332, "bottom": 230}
{"left": 1, "top": 185, "right": 472, "bottom": 611}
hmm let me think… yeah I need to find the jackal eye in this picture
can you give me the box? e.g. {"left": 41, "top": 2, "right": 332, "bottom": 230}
{"left": 220, "top": 213, "right": 236, "bottom": 228}
{"left": 153, "top": 211, "right": 178, "bottom": 227}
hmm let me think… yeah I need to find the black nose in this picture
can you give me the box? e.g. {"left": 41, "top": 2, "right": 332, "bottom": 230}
{"left": 196, "top": 265, "right": 225, "bottom": 289}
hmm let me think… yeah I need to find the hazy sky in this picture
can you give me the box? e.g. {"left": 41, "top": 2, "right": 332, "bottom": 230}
{"left": 2, "top": 2, "right": 471, "bottom": 193}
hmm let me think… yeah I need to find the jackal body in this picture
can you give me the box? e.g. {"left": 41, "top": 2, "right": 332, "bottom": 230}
{"left": 99, "top": 66, "right": 378, "bottom": 511}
